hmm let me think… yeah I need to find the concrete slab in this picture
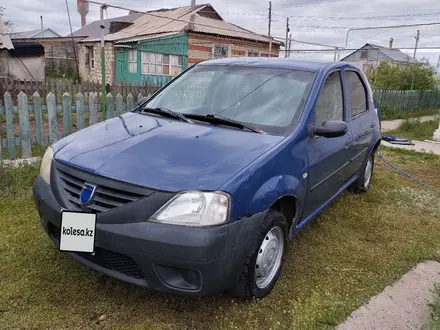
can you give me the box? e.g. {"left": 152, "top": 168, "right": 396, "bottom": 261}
{"left": 381, "top": 116, "right": 438, "bottom": 132}
{"left": 336, "top": 261, "right": 440, "bottom": 330}
{"left": 382, "top": 140, "right": 440, "bottom": 155}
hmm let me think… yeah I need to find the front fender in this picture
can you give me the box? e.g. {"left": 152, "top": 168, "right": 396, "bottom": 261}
{"left": 249, "top": 174, "right": 306, "bottom": 219}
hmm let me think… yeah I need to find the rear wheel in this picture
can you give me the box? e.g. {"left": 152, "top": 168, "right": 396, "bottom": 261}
{"left": 349, "top": 152, "right": 375, "bottom": 194}
{"left": 232, "top": 210, "right": 288, "bottom": 300}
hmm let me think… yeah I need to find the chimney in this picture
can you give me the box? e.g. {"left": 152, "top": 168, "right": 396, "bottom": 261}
{"left": 389, "top": 38, "right": 394, "bottom": 49}
{"left": 191, "top": 0, "right": 196, "bottom": 9}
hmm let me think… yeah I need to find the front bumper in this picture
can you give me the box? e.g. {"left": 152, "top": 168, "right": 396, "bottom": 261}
{"left": 33, "top": 176, "right": 265, "bottom": 296}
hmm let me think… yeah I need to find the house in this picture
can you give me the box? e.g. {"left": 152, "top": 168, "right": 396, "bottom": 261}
{"left": 10, "top": 28, "right": 61, "bottom": 39}
{"left": 340, "top": 41, "right": 412, "bottom": 74}
{"left": 74, "top": 4, "right": 282, "bottom": 85}
{"left": 0, "top": 17, "right": 45, "bottom": 82}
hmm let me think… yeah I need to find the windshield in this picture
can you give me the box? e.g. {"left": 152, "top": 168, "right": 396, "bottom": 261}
{"left": 143, "top": 65, "right": 316, "bottom": 135}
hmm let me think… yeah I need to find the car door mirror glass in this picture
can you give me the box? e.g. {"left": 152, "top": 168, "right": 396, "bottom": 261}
{"left": 314, "top": 120, "right": 348, "bottom": 138}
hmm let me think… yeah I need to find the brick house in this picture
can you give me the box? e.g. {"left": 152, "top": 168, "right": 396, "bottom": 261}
{"left": 74, "top": 4, "right": 282, "bottom": 85}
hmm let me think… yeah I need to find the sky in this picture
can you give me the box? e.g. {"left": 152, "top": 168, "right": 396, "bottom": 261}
{"left": 2, "top": 0, "right": 440, "bottom": 67}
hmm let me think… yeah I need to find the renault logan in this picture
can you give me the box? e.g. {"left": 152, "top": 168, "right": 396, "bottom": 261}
{"left": 33, "top": 58, "right": 381, "bottom": 299}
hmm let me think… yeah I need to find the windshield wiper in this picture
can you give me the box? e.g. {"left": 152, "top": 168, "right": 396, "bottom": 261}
{"left": 141, "top": 107, "right": 192, "bottom": 123}
{"left": 183, "top": 113, "right": 265, "bottom": 134}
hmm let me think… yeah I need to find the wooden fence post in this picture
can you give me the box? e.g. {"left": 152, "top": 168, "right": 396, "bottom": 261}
{"left": 115, "top": 93, "right": 123, "bottom": 116}
{"left": 89, "top": 92, "right": 98, "bottom": 125}
{"left": 47, "top": 93, "right": 58, "bottom": 144}
{"left": 62, "top": 92, "right": 72, "bottom": 137}
{"left": 76, "top": 92, "right": 85, "bottom": 130}
{"left": 18, "top": 92, "right": 31, "bottom": 158}
{"left": 106, "top": 93, "right": 114, "bottom": 120}
{"left": 33, "top": 91, "right": 44, "bottom": 148}
{"left": 4, "top": 92, "right": 16, "bottom": 159}
{"left": 127, "top": 93, "right": 134, "bottom": 111}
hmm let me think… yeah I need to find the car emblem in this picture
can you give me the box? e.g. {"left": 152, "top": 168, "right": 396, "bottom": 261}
{"left": 79, "top": 183, "right": 96, "bottom": 205}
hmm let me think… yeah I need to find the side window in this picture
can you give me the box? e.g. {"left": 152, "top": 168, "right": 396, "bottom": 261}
{"left": 315, "top": 71, "right": 344, "bottom": 126}
{"left": 346, "top": 71, "right": 367, "bottom": 117}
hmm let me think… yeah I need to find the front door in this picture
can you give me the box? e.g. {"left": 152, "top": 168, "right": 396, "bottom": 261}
{"left": 344, "top": 70, "right": 375, "bottom": 176}
{"left": 302, "top": 70, "right": 352, "bottom": 218}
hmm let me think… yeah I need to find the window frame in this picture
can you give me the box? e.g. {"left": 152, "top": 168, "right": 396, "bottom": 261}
{"left": 212, "top": 44, "right": 231, "bottom": 59}
{"left": 314, "top": 69, "right": 346, "bottom": 129}
{"left": 141, "top": 52, "right": 183, "bottom": 76}
{"left": 128, "top": 50, "right": 137, "bottom": 74}
{"left": 345, "top": 69, "right": 369, "bottom": 119}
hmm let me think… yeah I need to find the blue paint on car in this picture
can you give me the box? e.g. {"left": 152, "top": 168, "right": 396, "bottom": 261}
{"left": 33, "top": 58, "right": 381, "bottom": 299}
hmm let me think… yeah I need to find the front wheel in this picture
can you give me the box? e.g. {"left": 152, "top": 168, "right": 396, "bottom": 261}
{"left": 349, "top": 152, "right": 375, "bottom": 194}
{"left": 232, "top": 210, "right": 288, "bottom": 300}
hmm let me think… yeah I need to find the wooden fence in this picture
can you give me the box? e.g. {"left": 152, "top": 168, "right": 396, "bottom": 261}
{"left": 0, "top": 79, "right": 162, "bottom": 106}
{"left": 1, "top": 87, "right": 440, "bottom": 161}
{"left": 0, "top": 91, "right": 147, "bottom": 161}
{"left": 373, "top": 89, "right": 440, "bottom": 111}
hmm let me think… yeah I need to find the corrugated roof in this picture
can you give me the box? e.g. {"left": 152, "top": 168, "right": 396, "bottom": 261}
{"left": 115, "top": 32, "right": 184, "bottom": 44}
{"left": 82, "top": 4, "right": 281, "bottom": 45}
{"left": 71, "top": 13, "right": 143, "bottom": 38}
{"left": 0, "top": 16, "right": 14, "bottom": 50}
{"left": 341, "top": 43, "right": 412, "bottom": 62}
{"left": 10, "top": 28, "right": 61, "bottom": 39}
{"left": 366, "top": 43, "right": 412, "bottom": 62}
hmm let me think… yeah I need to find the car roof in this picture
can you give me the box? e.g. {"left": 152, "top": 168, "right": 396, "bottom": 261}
{"left": 197, "top": 57, "right": 350, "bottom": 72}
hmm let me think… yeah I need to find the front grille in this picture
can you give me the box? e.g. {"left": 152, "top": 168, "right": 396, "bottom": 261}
{"left": 56, "top": 167, "right": 148, "bottom": 213}
{"left": 50, "top": 225, "right": 145, "bottom": 280}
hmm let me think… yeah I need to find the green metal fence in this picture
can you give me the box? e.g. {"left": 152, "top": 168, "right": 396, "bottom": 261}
{"left": 373, "top": 89, "right": 440, "bottom": 111}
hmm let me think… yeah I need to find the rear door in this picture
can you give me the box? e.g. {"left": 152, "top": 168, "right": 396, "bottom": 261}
{"left": 302, "top": 70, "right": 352, "bottom": 218}
{"left": 343, "top": 69, "right": 375, "bottom": 176}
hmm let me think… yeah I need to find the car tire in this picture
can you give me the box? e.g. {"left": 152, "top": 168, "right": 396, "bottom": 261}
{"left": 349, "top": 152, "right": 375, "bottom": 194}
{"left": 232, "top": 210, "right": 288, "bottom": 300}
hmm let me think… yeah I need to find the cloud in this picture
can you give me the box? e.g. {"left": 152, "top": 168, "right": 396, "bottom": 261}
{"left": 2, "top": 0, "right": 440, "bottom": 65}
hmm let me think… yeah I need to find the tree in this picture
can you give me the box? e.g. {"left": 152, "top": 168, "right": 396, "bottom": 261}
{"left": 0, "top": 7, "right": 14, "bottom": 32}
{"left": 371, "top": 59, "right": 437, "bottom": 91}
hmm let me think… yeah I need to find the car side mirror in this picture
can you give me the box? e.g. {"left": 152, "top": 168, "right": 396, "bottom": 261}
{"left": 314, "top": 120, "right": 348, "bottom": 138}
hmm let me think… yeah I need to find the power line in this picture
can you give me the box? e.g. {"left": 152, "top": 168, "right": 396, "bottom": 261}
{"left": 281, "top": 46, "right": 440, "bottom": 52}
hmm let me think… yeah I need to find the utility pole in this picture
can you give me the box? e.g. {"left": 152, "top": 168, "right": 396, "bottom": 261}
{"left": 40, "top": 16, "right": 44, "bottom": 38}
{"left": 100, "top": 5, "right": 107, "bottom": 119}
{"left": 333, "top": 47, "right": 339, "bottom": 61}
{"left": 437, "top": 53, "right": 440, "bottom": 80}
{"left": 285, "top": 17, "right": 290, "bottom": 58}
{"left": 268, "top": 1, "right": 272, "bottom": 57}
{"left": 288, "top": 33, "right": 292, "bottom": 54}
{"left": 410, "top": 30, "right": 420, "bottom": 90}
{"left": 413, "top": 30, "right": 420, "bottom": 60}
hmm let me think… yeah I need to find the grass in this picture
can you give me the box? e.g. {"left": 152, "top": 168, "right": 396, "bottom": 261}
{"left": 1, "top": 147, "right": 440, "bottom": 329}
{"left": 380, "top": 108, "right": 440, "bottom": 120}
{"left": 386, "top": 118, "right": 440, "bottom": 141}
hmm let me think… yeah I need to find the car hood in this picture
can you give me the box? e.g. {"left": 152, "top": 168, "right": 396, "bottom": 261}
{"left": 53, "top": 113, "right": 283, "bottom": 192}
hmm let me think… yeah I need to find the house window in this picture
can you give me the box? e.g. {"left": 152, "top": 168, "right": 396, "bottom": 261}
{"left": 128, "top": 50, "right": 137, "bottom": 73}
{"left": 86, "top": 46, "right": 94, "bottom": 69}
{"left": 141, "top": 52, "right": 183, "bottom": 76}
{"left": 248, "top": 52, "right": 268, "bottom": 57}
{"left": 360, "top": 50, "right": 368, "bottom": 59}
{"left": 248, "top": 52, "right": 260, "bottom": 57}
{"left": 212, "top": 45, "right": 230, "bottom": 59}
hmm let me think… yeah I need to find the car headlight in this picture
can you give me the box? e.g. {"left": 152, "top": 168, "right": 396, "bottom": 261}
{"left": 148, "top": 191, "right": 230, "bottom": 227}
{"left": 40, "top": 147, "right": 53, "bottom": 185}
